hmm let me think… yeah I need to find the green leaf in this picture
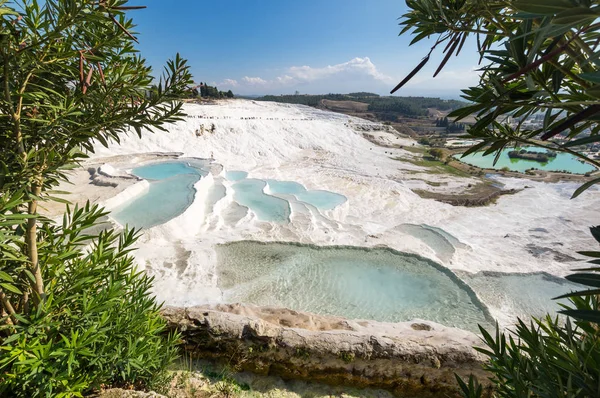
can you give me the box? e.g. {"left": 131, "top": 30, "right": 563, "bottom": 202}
{"left": 0, "top": 271, "right": 15, "bottom": 283}
{"left": 589, "top": 226, "right": 600, "bottom": 245}
{"left": 565, "top": 273, "right": 600, "bottom": 287}
{"left": 0, "top": 283, "right": 22, "bottom": 295}
{"left": 513, "top": 0, "right": 576, "bottom": 15}
{"left": 560, "top": 309, "right": 600, "bottom": 324}
{"left": 572, "top": 177, "right": 600, "bottom": 199}
{"left": 563, "top": 135, "right": 600, "bottom": 148}
{"left": 586, "top": 85, "right": 600, "bottom": 99}
{"left": 554, "top": 288, "right": 600, "bottom": 300}
{"left": 578, "top": 251, "right": 600, "bottom": 258}
{"left": 579, "top": 72, "right": 600, "bottom": 84}
{"left": 552, "top": 7, "right": 600, "bottom": 25}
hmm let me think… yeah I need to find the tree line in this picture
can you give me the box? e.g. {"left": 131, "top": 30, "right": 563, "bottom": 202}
{"left": 195, "top": 82, "right": 234, "bottom": 99}
{"left": 255, "top": 93, "right": 466, "bottom": 118}
{"left": 435, "top": 117, "right": 465, "bottom": 133}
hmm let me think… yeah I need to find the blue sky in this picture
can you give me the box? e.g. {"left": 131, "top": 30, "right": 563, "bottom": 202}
{"left": 128, "top": 0, "right": 481, "bottom": 97}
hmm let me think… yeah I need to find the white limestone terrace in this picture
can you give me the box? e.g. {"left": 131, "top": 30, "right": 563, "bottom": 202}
{"left": 85, "top": 99, "right": 600, "bottom": 327}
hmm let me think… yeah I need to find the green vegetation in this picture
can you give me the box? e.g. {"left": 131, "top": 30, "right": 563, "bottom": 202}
{"left": 196, "top": 82, "right": 234, "bottom": 99}
{"left": 428, "top": 148, "right": 445, "bottom": 161}
{"left": 255, "top": 93, "right": 465, "bottom": 117}
{"left": 398, "top": 155, "right": 472, "bottom": 178}
{"left": 399, "top": 0, "right": 600, "bottom": 396}
{"left": 435, "top": 116, "right": 465, "bottom": 133}
{"left": 0, "top": 1, "right": 192, "bottom": 396}
{"left": 507, "top": 149, "right": 557, "bottom": 162}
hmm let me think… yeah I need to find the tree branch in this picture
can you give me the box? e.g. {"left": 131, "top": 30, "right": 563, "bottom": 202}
{"left": 0, "top": 289, "right": 18, "bottom": 325}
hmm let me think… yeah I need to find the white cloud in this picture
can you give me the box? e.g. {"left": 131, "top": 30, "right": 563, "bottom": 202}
{"left": 218, "top": 57, "right": 395, "bottom": 94}
{"left": 215, "top": 56, "right": 484, "bottom": 96}
{"left": 275, "top": 75, "right": 297, "bottom": 85}
{"left": 242, "top": 76, "right": 268, "bottom": 85}
{"left": 219, "top": 78, "right": 239, "bottom": 87}
{"left": 287, "top": 57, "right": 394, "bottom": 84}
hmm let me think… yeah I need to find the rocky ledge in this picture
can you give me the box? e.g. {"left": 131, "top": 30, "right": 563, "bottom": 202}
{"left": 162, "top": 304, "right": 491, "bottom": 397}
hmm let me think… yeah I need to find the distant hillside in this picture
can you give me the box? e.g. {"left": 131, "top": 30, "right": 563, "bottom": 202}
{"left": 255, "top": 93, "right": 467, "bottom": 118}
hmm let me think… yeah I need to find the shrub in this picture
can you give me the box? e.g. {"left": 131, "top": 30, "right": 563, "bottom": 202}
{"left": 456, "top": 226, "right": 600, "bottom": 397}
{"left": 428, "top": 148, "right": 445, "bottom": 160}
{"left": 458, "top": 296, "right": 600, "bottom": 398}
{"left": 0, "top": 204, "right": 178, "bottom": 397}
{"left": 0, "top": 1, "right": 191, "bottom": 395}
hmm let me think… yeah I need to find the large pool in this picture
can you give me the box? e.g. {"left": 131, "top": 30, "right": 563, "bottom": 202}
{"left": 112, "top": 160, "right": 208, "bottom": 229}
{"left": 216, "top": 241, "right": 493, "bottom": 331}
{"left": 457, "top": 147, "right": 596, "bottom": 174}
{"left": 216, "top": 242, "right": 582, "bottom": 331}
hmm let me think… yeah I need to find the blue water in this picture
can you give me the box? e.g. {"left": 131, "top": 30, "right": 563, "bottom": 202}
{"left": 232, "top": 179, "right": 291, "bottom": 222}
{"left": 461, "top": 272, "right": 582, "bottom": 321}
{"left": 225, "top": 171, "right": 249, "bottom": 181}
{"left": 217, "top": 242, "right": 491, "bottom": 331}
{"left": 266, "top": 180, "right": 305, "bottom": 195}
{"left": 397, "top": 224, "right": 456, "bottom": 262}
{"left": 267, "top": 180, "right": 348, "bottom": 210}
{"left": 457, "top": 147, "right": 596, "bottom": 174}
{"left": 112, "top": 161, "right": 206, "bottom": 229}
{"left": 133, "top": 161, "right": 200, "bottom": 180}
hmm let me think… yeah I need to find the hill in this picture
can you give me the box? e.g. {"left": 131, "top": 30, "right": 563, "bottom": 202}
{"left": 255, "top": 93, "right": 466, "bottom": 119}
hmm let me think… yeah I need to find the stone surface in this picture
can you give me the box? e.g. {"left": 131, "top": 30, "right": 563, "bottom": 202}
{"left": 162, "top": 305, "right": 492, "bottom": 397}
{"left": 95, "top": 389, "right": 166, "bottom": 398}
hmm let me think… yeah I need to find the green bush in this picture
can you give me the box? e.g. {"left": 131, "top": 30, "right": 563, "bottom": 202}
{"left": 456, "top": 226, "right": 600, "bottom": 397}
{"left": 458, "top": 297, "right": 600, "bottom": 397}
{"left": 0, "top": 204, "right": 178, "bottom": 397}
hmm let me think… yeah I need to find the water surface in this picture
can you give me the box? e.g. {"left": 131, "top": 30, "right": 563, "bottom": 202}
{"left": 112, "top": 160, "right": 207, "bottom": 229}
{"left": 216, "top": 241, "right": 491, "bottom": 331}
{"left": 457, "top": 147, "right": 595, "bottom": 174}
{"left": 267, "top": 180, "right": 347, "bottom": 210}
{"left": 232, "top": 179, "right": 291, "bottom": 222}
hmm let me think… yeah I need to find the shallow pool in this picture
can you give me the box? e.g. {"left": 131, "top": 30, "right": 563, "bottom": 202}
{"left": 225, "top": 170, "right": 249, "bottom": 181}
{"left": 112, "top": 160, "right": 208, "bottom": 229}
{"left": 460, "top": 272, "right": 581, "bottom": 321}
{"left": 457, "top": 147, "right": 596, "bottom": 174}
{"left": 397, "top": 224, "right": 459, "bottom": 262}
{"left": 232, "top": 179, "right": 291, "bottom": 222}
{"left": 216, "top": 241, "right": 492, "bottom": 331}
{"left": 266, "top": 180, "right": 347, "bottom": 210}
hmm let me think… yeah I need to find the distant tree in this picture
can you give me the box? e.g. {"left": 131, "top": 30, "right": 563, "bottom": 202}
{"left": 200, "top": 82, "right": 206, "bottom": 97}
{"left": 428, "top": 148, "right": 444, "bottom": 160}
{"left": 226, "top": 90, "right": 234, "bottom": 98}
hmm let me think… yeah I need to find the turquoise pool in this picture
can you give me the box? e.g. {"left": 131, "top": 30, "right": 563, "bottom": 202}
{"left": 216, "top": 241, "right": 492, "bottom": 331}
{"left": 217, "top": 242, "right": 583, "bottom": 331}
{"left": 460, "top": 272, "right": 581, "bottom": 321}
{"left": 457, "top": 147, "right": 596, "bottom": 174}
{"left": 232, "top": 179, "right": 291, "bottom": 223}
{"left": 225, "top": 170, "right": 249, "bottom": 181}
{"left": 228, "top": 173, "right": 347, "bottom": 222}
{"left": 266, "top": 180, "right": 347, "bottom": 210}
{"left": 112, "top": 161, "right": 208, "bottom": 229}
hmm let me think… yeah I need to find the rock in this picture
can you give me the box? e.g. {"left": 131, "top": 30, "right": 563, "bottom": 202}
{"left": 95, "top": 389, "right": 166, "bottom": 398}
{"left": 161, "top": 305, "right": 492, "bottom": 397}
{"left": 410, "top": 323, "right": 432, "bottom": 331}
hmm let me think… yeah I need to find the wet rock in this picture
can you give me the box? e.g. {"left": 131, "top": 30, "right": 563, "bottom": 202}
{"left": 161, "top": 305, "right": 492, "bottom": 397}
